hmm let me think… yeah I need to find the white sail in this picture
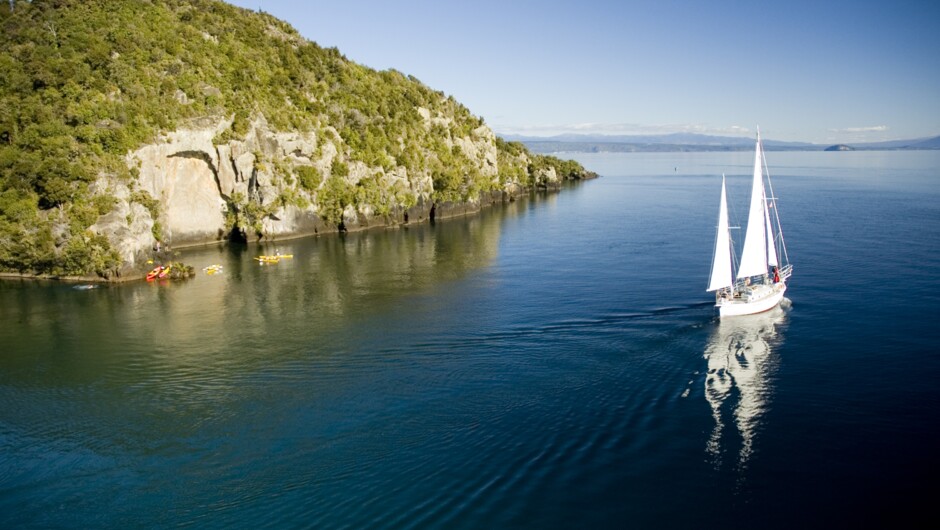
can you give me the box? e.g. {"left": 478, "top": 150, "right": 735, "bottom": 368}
{"left": 764, "top": 195, "right": 778, "bottom": 268}
{"left": 708, "top": 176, "right": 733, "bottom": 292}
{"left": 736, "top": 135, "right": 768, "bottom": 279}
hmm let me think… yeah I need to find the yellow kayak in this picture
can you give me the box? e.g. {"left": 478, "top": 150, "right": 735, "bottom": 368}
{"left": 254, "top": 253, "right": 293, "bottom": 263}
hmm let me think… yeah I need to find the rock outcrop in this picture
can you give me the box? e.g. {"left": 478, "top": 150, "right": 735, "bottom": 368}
{"left": 131, "top": 119, "right": 228, "bottom": 247}
{"left": 123, "top": 116, "right": 330, "bottom": 250}
{"left": 88, "top": 177, "right": 156, "bottom": 270}
{"left": 94, "top": 113, "right": 562, "bottom": 275}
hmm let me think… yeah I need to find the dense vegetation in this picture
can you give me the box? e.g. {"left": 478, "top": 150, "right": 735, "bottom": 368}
{"left": 0, "top": 0, "right": 590, "bottom": 277}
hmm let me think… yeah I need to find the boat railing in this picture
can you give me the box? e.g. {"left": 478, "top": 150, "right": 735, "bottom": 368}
{"left": 731, "top": 265, "right": 791, "bottom": 292}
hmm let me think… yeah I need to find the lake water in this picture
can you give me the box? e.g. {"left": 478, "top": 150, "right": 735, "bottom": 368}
{"left": 2, "top": 150, "right": 938, "bottom": 528}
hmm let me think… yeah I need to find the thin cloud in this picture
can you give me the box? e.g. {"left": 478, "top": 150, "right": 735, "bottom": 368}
{"left": 823, "top": 125, "right": 896, "bottom": 144}
{"left": 829, "top": 125, "right": 889, "bottom": 133}
{"left": 494, "top": 122, "right": 753, "bottom": 137}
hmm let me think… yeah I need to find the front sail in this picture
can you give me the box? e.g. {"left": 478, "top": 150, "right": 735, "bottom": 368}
{"left": 708, "top": 176, "right": 733, "bottom": 291}
{"left": 736, "top": 136, "right": 769, "bottom": 279}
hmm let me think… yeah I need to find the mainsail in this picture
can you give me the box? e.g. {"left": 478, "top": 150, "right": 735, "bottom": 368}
{"left": 736, "top": 133, "right": 769, "bottom": 279}
{"left": 707, "top": 176, "right": 733, "bottom": 292}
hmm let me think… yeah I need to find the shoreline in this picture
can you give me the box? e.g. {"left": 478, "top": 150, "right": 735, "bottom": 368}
{"left": 0, "top": 180, "right": 595, "bottom": 285}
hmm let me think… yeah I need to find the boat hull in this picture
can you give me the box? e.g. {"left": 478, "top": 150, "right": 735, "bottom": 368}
{"left": 718, "top": 283, "right": 787, "bottom": 317}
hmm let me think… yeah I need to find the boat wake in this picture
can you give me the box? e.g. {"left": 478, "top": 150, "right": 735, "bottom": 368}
{"left": 702, "top": 306, "right": 788, "bottom": 472}
{"left": 375, "top": 301, "right": 716, "bottom": 356}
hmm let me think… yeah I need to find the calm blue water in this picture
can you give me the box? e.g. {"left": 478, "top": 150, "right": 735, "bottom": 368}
{"left": 2, "top": 150, "right": 938, "bottom": 528}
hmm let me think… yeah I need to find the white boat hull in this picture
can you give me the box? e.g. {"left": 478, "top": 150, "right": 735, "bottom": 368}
{"left": 717, "top": 282, "right": 787, "bottom": 317}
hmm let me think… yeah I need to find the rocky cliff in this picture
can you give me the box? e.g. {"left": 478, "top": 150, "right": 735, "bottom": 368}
{"left": 89, "top": 112, "right": 579, "bottom": 274}
{"left": 0, "top": 0, "right": 594, "bottom": 279}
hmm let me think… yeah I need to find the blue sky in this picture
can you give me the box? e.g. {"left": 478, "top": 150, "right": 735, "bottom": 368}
{"left": 226, "top": 0, "right": 939, "bottom": 144}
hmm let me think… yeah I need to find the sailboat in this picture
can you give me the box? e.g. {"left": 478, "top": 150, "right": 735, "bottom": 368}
{"left": 707, "top": 130, "right": 792, "bottom": 317}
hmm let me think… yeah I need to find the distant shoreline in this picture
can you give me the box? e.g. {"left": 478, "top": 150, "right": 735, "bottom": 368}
{"left": 521, "top": 141, "right": 940, "bottom": 154}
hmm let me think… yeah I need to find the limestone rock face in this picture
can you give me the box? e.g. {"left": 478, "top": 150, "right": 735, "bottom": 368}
{"left": 215, "top": 144, "right": 237, "bottom": 197}
{"left": 92, "top": 112, "right": 551, "bottom": 266}
{"left": 260, "top": 204, "right": 328, "bottom": 237}
{"left": 125, "top": 116, "right": 329, "bottom": 249}
{"left": 454, "top": 127, "right": 498, "bottom": 181}
{"left": 101, "top": 202, "right": 156, "bottom": 266}
{"left": 535, "top": 166, "right": 560, "bottom": 188}
{"left": 131, "top": 120, "right": 228, "bottom": 247}
{"left": 88, "top": 177, "right": 155, "bottom": 272}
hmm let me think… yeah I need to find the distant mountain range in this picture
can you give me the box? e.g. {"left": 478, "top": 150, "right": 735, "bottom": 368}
{"left": 502, "top": 132, "right": 940, "bottom": 153}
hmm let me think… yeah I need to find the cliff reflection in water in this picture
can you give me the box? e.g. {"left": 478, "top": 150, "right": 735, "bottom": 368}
{"left": 703, "top": 305, "right": 788, "bottom": 468}
{"left": 0, "top": 194, "right": 523, "bottom": 396}
{"left": 0, "top": 194, "right": 540, "bottom": 469}
{"left": 234, "top": 204, "right": 505, "bottom": 320}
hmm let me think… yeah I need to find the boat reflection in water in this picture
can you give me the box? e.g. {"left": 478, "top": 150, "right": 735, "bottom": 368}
{"left": 704, "top": 303, "right": 788, "bottom": 469}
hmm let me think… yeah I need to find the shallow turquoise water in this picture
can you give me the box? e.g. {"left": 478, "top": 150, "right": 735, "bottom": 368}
{"left": 2, "top": 150, "right": 938, "bottom": 528}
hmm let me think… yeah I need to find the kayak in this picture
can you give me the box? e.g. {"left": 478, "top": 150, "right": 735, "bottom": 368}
{"left": 254, "top": 253, "right": 293, "bottom": 264}
{"left": 146, "top": 266, "right": 162, "bottom": 281}
{"left": 158, "top": 265, "right": 171, "bottom": 279}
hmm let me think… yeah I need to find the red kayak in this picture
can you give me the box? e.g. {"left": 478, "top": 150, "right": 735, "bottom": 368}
{"left": 146, "top": 266, "right": 162, "bottom": 281}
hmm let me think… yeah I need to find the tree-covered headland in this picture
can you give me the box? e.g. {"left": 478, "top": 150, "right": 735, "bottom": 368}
{"left": 0, "top": 0, "right": 593, "bottom": 278}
